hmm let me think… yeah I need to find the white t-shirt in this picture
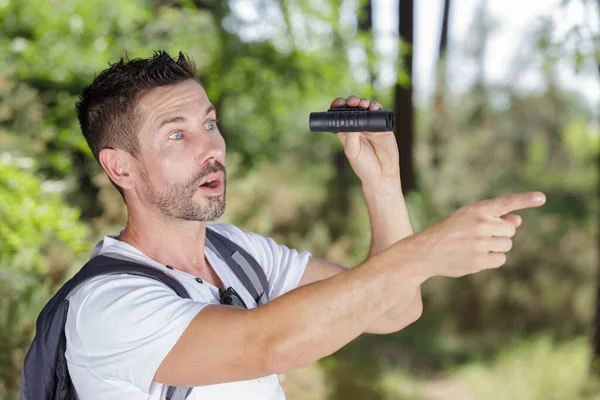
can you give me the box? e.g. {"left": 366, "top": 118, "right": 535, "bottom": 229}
{"left": 65, "top": 223, "right": 311, "bottom": 400}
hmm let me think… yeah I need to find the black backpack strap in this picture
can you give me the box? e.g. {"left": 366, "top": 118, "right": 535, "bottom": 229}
{"left": 76, "top": 255, "right": 191, "bottom": 298}
{"left": 205, "top": 227, "right": 270, "bottom": 306}
{"left": 63, "top": 255, "right": 192, "bottom": 399}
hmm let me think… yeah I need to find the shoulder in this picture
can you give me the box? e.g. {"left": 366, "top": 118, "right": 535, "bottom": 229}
{"left": 65, "top": 272, "right": 207, "bottom": 390}
{"left": 207, "top": 222, "right": 311, "bottom": 262}
{"left": 66, "top": 273, "right": 205, "bottom": 351}
{"left": 207, "top": 223, "right": 307, "bottom": 263}
{"left": 207, "top": 223, "right": 312, "bottom": 298}
{"left": 207, "top": 223, "right": 274, "bottom": 260}
{"left": 68, "top": 273, "right": 182, "bottom": 312}
{"left": 207, "top": 223, "right": 265, "bottom": 245}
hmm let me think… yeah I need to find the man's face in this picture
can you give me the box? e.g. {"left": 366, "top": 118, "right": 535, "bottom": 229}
{"left": 133, "top": 79, "right": 227, "bottom": 221}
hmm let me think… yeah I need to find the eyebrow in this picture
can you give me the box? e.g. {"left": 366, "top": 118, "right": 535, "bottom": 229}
{"left": 157, "top": 104, "right": 216, "bottom": 130}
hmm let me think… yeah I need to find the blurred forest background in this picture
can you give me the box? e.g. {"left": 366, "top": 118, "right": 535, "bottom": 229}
{"left": 1, "top": 0, "right": 599, "bottom": 399}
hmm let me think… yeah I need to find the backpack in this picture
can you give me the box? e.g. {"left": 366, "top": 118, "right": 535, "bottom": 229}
{"left": 20, "top": 227, "right": 270, "bottom": 400}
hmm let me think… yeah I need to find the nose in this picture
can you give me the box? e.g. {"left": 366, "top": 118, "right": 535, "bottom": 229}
{"left": 196, "top": 134, "right": 225, "bottom": 166}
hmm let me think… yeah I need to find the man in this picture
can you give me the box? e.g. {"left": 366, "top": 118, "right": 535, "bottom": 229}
{"left": 66, "top": 50, "right": 545, "bottom": 399}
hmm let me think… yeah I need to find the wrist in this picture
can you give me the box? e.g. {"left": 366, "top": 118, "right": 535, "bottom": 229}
{"left": 361, "top": 178, "right": 403, "bottom": 199}
{"left": 373, "top": 242, "right": 431, "bottom": 286}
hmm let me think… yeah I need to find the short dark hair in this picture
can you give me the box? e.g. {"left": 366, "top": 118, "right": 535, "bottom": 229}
{"left": 76, "top": 50, "right": 198, "bottom": 199}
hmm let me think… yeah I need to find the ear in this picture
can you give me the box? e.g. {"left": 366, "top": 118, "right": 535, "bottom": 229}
{"left": 98, "top": 148, "right": 136, "bottom": 190}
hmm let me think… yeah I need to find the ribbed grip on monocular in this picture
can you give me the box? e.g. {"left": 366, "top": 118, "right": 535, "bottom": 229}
{"left": 309, "top": 108, "right": 395, "bottom": 133}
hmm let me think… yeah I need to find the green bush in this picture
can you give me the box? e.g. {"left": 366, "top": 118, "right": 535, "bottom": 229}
{"left": 457, "top": 336, "right": 600, "bottom": 400}
{"left": 0, "top": 155, "right": 89, "bottom": 398}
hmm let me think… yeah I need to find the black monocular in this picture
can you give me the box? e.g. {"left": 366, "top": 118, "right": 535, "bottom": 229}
{"left": 309, "top": 107, "right": 395, "bottom": 133}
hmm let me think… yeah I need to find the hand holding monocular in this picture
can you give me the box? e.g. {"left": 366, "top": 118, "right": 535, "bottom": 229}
{"left": 309, "top": 107, "right": 395, "bottom": 133}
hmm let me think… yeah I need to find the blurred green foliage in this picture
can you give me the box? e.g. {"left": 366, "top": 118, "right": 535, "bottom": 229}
{"left": 0, "top": 157, "right": 87, "bottom": 398}
{"left": 456, "top": 336, "right": 600, "bottom": 400}
{"left": 1, "top": 0, "right": 598, "bottom": 399}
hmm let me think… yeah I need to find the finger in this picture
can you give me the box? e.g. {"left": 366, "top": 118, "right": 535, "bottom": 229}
{"left": 500, "top": 214, "right": 522, "bottom": 227}
{"left": 492, "top": 219, "right": 517, "bottom": 237}
{"left": 487, "top": 237, "right": 513, "bottom": 253}
{"left": 482, "top": 252, "right": 507, "bottom": 270}
{"left": 337, "top": 131, "right": 361, "bottom": 158}
{"left": 476, "top": 192, "right": 546, "bottom": 217}
{"left": 368, "top": 100, "right": 382, "bottom": 110}
{"left": 346, "top": 95, "right": 360, "bottom": 107}
{"left": 330, "top": 97, "right": 347, "bottom": 108}
{"left": 358, "top": 97, "right": 370, "bottom": 108}
{"left": 473, "top": 217, "right": 516, "bottom": 238}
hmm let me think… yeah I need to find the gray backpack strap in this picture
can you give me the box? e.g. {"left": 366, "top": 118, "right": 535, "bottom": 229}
{"left": 166, "top": 386, "right": 193, "bottom": 400}
{"left": 205, "top": 227, "right": 269, "bottom": 305}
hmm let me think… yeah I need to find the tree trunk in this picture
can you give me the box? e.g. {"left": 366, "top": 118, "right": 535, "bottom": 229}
{"left": 358, "top": 0, "right": 375, "bottom": 86}
{"left": 591, "top": 6, "right": 600, "bottom": 374}
{"left": 593, "top": 151, "right": 600, "bottom": 377}
{"left": 471, "top": 0, "right": 488, "bottom": 129}
{"left": 394, "top": 0, "right": 416, "bottom": 192}
{"left": 430, "top": 0, "right": 451, "bottom": 170}
{"left": 358, "top": 0, "right": 373, "bottom": 33}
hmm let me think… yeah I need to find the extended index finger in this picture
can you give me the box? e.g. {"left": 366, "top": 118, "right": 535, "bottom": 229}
{"left": 476, "top": 192, "right": 546, "bottom": 216}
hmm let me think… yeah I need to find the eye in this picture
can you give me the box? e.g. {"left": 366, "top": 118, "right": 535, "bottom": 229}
{"left": 169, "top": 130, "right": 184, "bottom": 140}
{"left": 204, "top": 120, "right": 218, "bottom": 131}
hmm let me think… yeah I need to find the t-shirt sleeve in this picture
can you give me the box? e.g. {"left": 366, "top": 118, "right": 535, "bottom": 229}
{"left": 210, "top": 224, "right": 312, "bottom": 300}
{"left": 65, "top": 275, "right": 208, "bottom": 394}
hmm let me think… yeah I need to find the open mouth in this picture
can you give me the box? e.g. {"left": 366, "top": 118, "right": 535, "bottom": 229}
{"left": 200, "top": 179, "right": 220, "bottom": 189}
{"left": 198, "top": 172, "right": 224, "bottom": 194}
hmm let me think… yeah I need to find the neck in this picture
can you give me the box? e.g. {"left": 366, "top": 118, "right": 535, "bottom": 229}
{"left": 119, "top": 207, "right": 212, "bottom": 277}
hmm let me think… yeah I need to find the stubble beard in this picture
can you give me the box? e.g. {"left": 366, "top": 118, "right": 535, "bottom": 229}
{"left": 140, "top": 161, "right": 227, "bottom": 222}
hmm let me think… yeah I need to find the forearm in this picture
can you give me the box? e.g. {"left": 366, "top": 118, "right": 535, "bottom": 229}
{"left": 158, "top": 249, "right": 427, "bottom": 386}
{"left": 259, "top": 249, "right": 425, "bottom": 374}
{"left": 363, "top": 180, "right": 414, "bottom": 257}
{"left": 361, "top": 181, "right": 422, "bottom": 333}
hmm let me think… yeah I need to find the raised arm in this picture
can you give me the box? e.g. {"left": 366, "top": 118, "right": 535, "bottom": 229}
{"left": 297, "top": 96, "right": 420, "bottom": 335}
{"left": 296, "top": 183, "right": 422, "bottom": 335}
